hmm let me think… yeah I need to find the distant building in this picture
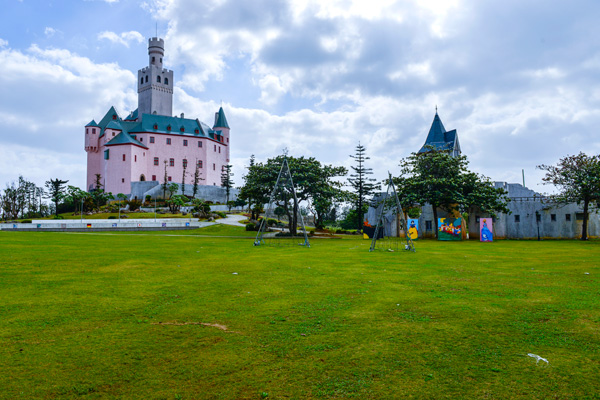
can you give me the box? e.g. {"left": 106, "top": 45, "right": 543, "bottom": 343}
{"left": 418, "top": 110, "right": 461, "bottom": 157}
{"left": 84, "top": 37, "right": 231, "bottom": 200}
{"left": 366, "top": 112, "right": 599, "bottom": 239}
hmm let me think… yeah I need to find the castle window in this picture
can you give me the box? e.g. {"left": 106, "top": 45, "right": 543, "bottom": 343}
{"left": 551, "top": 214, "right": 556, "bottom": 222}
{"left": 218, "top": 147, "right": 221, "bottom": 154}
{"left": 154, "top": 157, "right": 159, "bottom": 166}
{"left": 157, "top": 76, "right": 161, "bottom": 83}
{"left": 168, "top": 176, "right": 172, "bottom": 182}
{"left": 104, "top": 150, "right": 109, "bottom": 160}
{"left": 152, "top": 175, "right": 157, "bottom": 181}
{"left": 167, "top": 138, "right": 171, "bottom": 145}
{"left": 92, "top": 128, "right": 96, "bottom": 134}
{"left": 514, "top": 215, "right": 520, "bottom": 223}
{"left": 183, "top": 139, "right": 188, "bottom": 146}
{"left": 169, "top": 158, "right": 174, "bottom": 167}
{"left": 425, "top": 221, "right": 432, "bottom": 231}
{"left": 145, "top": 76, "right": 148, "bottom": 83}
{"left": 536, "top": 213, "right": 541, "bottom": 222}
{"left": 150, "top": 136, "right": 155, "bottom": 143}
{"left": 227, "top": 138, "right": 229, "bottom": 143}
{"left": 122, "top": 178, "right": 125, "bottom": 183}
{"left": 122, "top": 154, "right": 126, "bottom": 161}
{"left": 180, "top": 127, "right": 185, "bottom": 133}
{"left": 183, "top": 159, "right": 188, "bottom": 168}
{"left": 112, "top": 132, "right": 115, "bottom": 137}
{"left": 139, "top": 137, "right": 143, "bottom": 142}
{"left": 165, "top": 77, "right": 168, "bottom": 85}
{"left": 112, "top": 115, "right": 117, "bottom": 120}
{"left": 214, "top": 145, "right": 216, "bottom": 152}
{"left": 86, "top": 128, "right": 88, "bottom": 135}
{"left": 160, "top": 58, "right": 162, "bottom": 63}
{"left": 140, "top": 174, "right": 145, "bottom": 181}
{"left": 152, "top": 56, "right": 155, "bottom": 63}
{"left": 198, "top": 141, "right": 202, "bottom": 148}
{"left": 213, "top": 163, "right": 216, "bottom": 171}
{"left": 167, "top": 125, "right": 171, "bottom": 131}
{"left": 566, "top": 214, "right": 571, "bottom": 221}
{"left": 197, "top": 160, "right": 203, "bottom": 168}
{"left": 140, "top": 77, "right": 143, "bottom": 85}
{"left": 194, "top": 129, "right": 199, "bottom": 134}
{"left": 134, "top": 155, "right": 137, "bottom": 162}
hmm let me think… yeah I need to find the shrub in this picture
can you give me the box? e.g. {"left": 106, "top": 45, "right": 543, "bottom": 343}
{"left": 267, "top": 218, "right": 278, "bottom": 226}
{"left": 128, "top": 199, "right": 143, "bottom": 211}
{"left": 53, "top": 215, "right": 64, "bottom": 220}
{"left": 245, "top": 223, "right": 257, "bottom": 231}
{"left": 107, "top": 216, "right": 117, "bottom": 219}
{"left": 20, "top": 219, "right": 32, "bottom": 224}
{"left": 216, "top": 211, "right": 227, "bottom": 218}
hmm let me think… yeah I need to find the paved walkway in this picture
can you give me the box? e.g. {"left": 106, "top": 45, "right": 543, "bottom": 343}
{"left": 215, "top": 214, "right": 247, "bottom": 227}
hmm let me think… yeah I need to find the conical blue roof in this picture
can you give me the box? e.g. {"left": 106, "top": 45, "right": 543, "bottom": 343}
{"left": 418, "top": 112, "right": 461, "bottom": 156}
{"left": 213, "top": 107, "right": 229, "bottom": 129}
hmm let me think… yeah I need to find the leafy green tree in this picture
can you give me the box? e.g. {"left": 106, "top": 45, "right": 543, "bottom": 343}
{"left": 397, "top": 148, "right": 508, "bottom": 238}
{"left": 538, "top": 152, "right": 600, "bottom": 240}
{"left": 239, "top": 155, "right": 347, "bottom": 233}
{"left": 167, "top": 183, "right": 179, "bottom": 200}
{"left": 66, "top": 186, "right": 90, "bottom": 214}
{"left": 44, "top": 178, "right": 68, "bottom": 216}
{"left": 348, "top": 143, "right": 379, "bottom": 232}
{"left": 90, "top": 174, "right": 112, "bottom": 210}
{"left": 166, "top": 194, "right": 189, "bottom": 213}
{"left": 192, "top": 159, "right": 203, "bottom": 199}
{"left": 221, "top": 164, "right": 234, "bottom": 204}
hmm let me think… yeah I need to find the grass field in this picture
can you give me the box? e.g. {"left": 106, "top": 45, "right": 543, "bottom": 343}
{"left": 1, "top": 230, "right": 599, "bottom": 399}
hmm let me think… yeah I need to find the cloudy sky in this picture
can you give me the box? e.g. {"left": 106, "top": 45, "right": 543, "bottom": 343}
{"left": 1, "top": 0, "right": 599, "bottom": 193}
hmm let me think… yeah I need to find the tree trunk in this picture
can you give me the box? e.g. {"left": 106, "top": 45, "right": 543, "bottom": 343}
{"left": 582, "top": 198, "right": 589, "bottom": 240}
{"left": 432, "top": 205, "right": 439, "bottom": 239}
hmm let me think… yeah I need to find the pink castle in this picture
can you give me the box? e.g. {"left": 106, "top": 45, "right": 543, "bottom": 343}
{"left": 84, "top": 37, "right": 230, "bottom": 199}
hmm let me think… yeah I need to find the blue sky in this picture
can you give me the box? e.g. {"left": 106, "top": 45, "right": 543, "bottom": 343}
{"left": 1, "top": 0, "right": 600, "bottom": 193}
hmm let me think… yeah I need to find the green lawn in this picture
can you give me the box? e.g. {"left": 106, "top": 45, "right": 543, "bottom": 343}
{"left": 0, "top": 233, "right": 599, "bottom": 399}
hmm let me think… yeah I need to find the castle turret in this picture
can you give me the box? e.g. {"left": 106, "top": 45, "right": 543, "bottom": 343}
{"left": 137, "top": 37, "right": 173, "bottom": 118}
{"left": 213, "top": 106, "right": 230, "bottom": 156}
{"left": 84, "top": 120, "right": 100, "bottom": 153}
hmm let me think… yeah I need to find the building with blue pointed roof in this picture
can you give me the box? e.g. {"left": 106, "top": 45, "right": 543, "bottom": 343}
{"left": 418, "top": 111, "right": 461, "bottom": 157}
{"left": 84, "top": 37, "right": 231, "bottom": 199}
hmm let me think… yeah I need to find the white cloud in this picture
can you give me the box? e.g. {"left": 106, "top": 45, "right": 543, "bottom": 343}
{"left": 98, "top": 31, "right": 144, "bottom": 47}
{"left": 0, "top": 43, "right": 136, "bottom": 189}
{"left": 44, "top": 27, "right": 62, "bottom": 38}
{"left": 0, "top": 38, "right": 7, "bottom": 47}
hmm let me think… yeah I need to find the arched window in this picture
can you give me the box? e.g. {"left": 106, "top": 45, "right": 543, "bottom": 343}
{"left": 164, "top": 77, "right": 169, "bottom": 85}
{"left": 152, "top": 56, "right": 155, "bottom": 63}
{"left": 160, "top": 58, "right": 162, "bottom": 63}
{"left": 140, "top": 77, "right": 143, "bottom": 85}
{"left": 140, "top": 174, "right": 146, "bottom": 182}
{"left": 157, "top": 76, "right": 161, "bottom": 83}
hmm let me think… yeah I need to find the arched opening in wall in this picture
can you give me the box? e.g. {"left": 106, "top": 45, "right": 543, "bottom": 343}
{"left": 157, "top": 76, "right": 161, "bottom": 83}
{"left": 145, "top": 75, "right": 148, "bottom": 83}
{"left": 140, "top": 174, "right": 146, "bottom": 182}
{"left": 140, "top": 77, "right": 143, "bottom": 85}
{"left": 165, "top": 77, "right": 169, "bottom": 85}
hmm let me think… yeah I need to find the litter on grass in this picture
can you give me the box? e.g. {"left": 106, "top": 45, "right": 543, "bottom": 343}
{"left": 232, "top": 272, "right": 238, "bottom": 275}
{"left": 527, "top": 353, "right": 549, "bottom": 365}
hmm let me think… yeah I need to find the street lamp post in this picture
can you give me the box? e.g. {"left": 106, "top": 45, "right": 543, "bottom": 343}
{"left": 536, "top": 211, "right": 541, "bottom": 241}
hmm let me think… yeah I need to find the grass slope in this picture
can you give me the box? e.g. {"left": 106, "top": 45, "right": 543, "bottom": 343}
{"left": 0, "top": 233, "right": 599, "bottom": 399}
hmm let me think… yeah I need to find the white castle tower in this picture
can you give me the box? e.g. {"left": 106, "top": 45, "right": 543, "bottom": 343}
{"left": 137, "top": 37, "right": 174, "bottom": 118}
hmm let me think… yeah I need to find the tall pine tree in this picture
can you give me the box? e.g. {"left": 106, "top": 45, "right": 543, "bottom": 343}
{"left": 348, "top": 142, "right": 379, "bottom": 232}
